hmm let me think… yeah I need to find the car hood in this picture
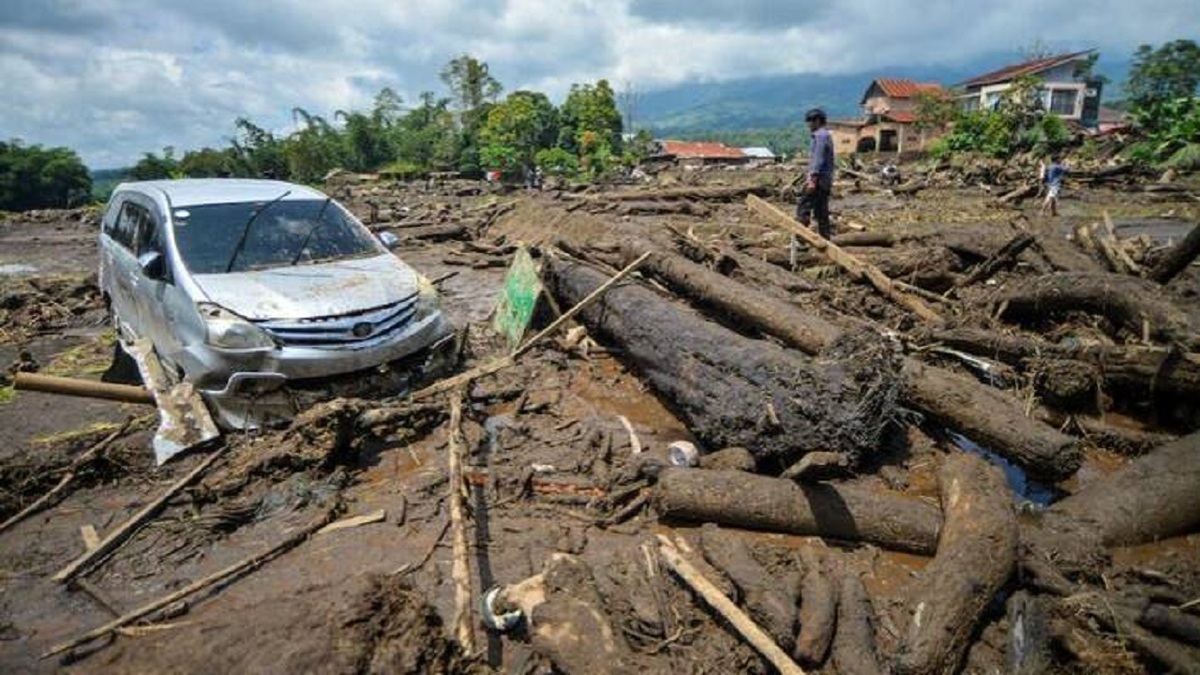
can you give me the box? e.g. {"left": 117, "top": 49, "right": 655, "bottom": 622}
{"left": 191, "top": 254, "right": 420, "bottom": 321}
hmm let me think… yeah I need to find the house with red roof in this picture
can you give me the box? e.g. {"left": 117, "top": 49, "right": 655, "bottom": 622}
{"left": 827, "top": 78, "right": 950, "bottom": 154}
{"left": 656, "top": 140, "right": 748, "bottom": 167}
{"left": 958, "top": 50, "right": 1103, "bottom": 125}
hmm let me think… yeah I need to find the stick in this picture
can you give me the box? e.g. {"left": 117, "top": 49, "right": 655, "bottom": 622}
{"left": 746, "top": 195, "right": 943, "bottom": 324}
{"left": 316, "top": 509, "right": 386, "bottom": 535}
{"left": 447, "top": 391, "right": 475, "bottom": 654}
{"left": 513, "top": 251, "right": 651, "bottom": 357}
{"left": 657, "top": 534, "right": 806, "bottom": 675}
{"left": 0, "top": 420, "right": 132, "bottom": 535}
{"left": 392, "top": 517, "right": 451, "bottom": 575}
{"left": 13, "top": 372, "right": 155, "bottom": 405}
{"left": 43, "top": 516, "right": 327, "bottom": 659}
{"left": 52, "top": 447, "right": 224, "bottom": 583}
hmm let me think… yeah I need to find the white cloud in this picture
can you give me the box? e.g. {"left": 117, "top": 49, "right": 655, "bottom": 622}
{"left": 0, "top": 0, "right": 1193, "bottom": 167}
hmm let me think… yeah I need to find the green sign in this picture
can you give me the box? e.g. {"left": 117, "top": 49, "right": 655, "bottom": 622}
{"left": 492, "top": 245, "right": 542, "bottom": 350}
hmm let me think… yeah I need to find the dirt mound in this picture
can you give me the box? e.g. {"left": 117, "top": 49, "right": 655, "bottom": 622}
{"left": 0, "top": 274, "right": 103, "bottom": 346}
{"left": 338, "top": 575, "right": 490, "bottom": 674}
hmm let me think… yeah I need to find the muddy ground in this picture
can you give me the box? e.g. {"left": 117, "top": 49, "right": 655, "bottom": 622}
{"left": 1, "top": 163, "right": 1199, "bottom": 674}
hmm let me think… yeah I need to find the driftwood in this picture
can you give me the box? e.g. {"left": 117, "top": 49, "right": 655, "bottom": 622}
{"left": 622, "top": 245, "right": 840, "bottom": 355}
{"left": 393, "top": 222, "right": 469, "bottom": 241}
{"left": 746, "top": 195, "right": 944, "bottom": 324}
{"left": 928, "top": 327, "right": 1200, "bottom": 399}
{"left": 699, "top": 524, "right": 799, "bottom": 651}
{"left": 1148, "top": 221, "right": 1200, "bottom": 284}
{"left": 831, "top": 571, "right": 884, "bottom": 675}
{"left": 895, "top": 453, "right": 1018, "bottom": 675}
{"left": 955, "top": 232, "right": 1035, "bottom": 288}
{"left": 997, "top": 183, "right": 1038, "bottom": 205}
{"left": 544, "top": 257, "right": 901, "bottom": 464}
{"left": 657, "top": 535, "right": 806, "bottom": 675}
{"left": 996, "top": 272, "right": 1191, "bottom": 344}
{"left": 831, "top": 232, "right": 895, "bottom": 247}
{"left": 676, "top": 238, "right": 819, "bottom": 294}
{"left": 1043, "top": 430, "right": 1200, "bottom": 547}
{"left": 44, "top": 512, "right": 330, "bottom": 659}
{"left": 900, "top": 359, "right": 1082, "bottom": 481}
{"left": 53, "top": 448, "right": 225, "bottom": 583}
{"left": 654, "top": 469, "right": 943, "bottom": 554}
{"left": 795, "top": 549, "right": 838, "bottom": 666}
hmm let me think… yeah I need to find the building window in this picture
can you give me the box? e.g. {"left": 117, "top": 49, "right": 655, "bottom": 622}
{"left": 1049, "top": 89, "right": 1077, "bottom": 116}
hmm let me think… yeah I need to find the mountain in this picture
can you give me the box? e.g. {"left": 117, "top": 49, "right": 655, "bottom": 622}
{"left": 634, "top": 53, "right": 1131, "bottom": 137}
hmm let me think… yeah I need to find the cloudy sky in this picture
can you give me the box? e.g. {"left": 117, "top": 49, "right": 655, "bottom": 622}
{"left": 1, "top": 0, "right": 1194, "bottom": 168}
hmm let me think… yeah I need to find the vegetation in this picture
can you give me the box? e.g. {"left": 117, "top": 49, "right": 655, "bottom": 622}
{"left": 1123, "top": 39, "right": 1200, "bottom": 169}
{"left": 0, "top": 140, "right": 92, "bottom": 211}
{"left": 930, "top": 74, "right": 1071, "bottom": 159}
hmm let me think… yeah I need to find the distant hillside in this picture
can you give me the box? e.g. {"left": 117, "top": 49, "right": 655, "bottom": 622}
{"left": 635, "top": 53, "right": 1131, "bottom": 138}
{"left": 90, "top": 167, "right": 130, "bottom": 201}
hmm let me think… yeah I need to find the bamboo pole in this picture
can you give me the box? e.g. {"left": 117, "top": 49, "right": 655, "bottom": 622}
{"left": 746, "top": 195, "right": 944, "bottom": 324}
{"left": 447, "top": 390, "right": 475, "bottom": 654}
{"left": 14, "top": 372, "right": 155, "bottom": 405}
{"left": 42, "top": 516, "right": 327, "bottom": 659}
{"left": 52, "top": 447, "right": 224, "bottom": 583}
{"left": 657, "top": 534, "right": 806, "bottom": 675}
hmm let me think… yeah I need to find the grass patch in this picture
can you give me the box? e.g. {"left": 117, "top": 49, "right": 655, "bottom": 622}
{"left": 0, "top": 386, "right": 14, "bottom": 404}
{"left": 33, "top": 421, "right": 125, "bottom": 447}
{"left": 42, "top": 330, "right": 117, "bottom": 378}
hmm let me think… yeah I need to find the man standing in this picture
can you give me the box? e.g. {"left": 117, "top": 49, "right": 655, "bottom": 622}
{"left": 797, "top": 108, "right": 835, "bottom": 239}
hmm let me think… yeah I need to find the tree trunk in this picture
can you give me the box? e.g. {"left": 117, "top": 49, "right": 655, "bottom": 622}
{"left": 1148, "top": 222, "right": 1200, "bottom": 285}
{"left": 956, "top": 232, "right": 1036, "bottom": 287}
{"left": 543, "top": 257, "right": 901, "bottom": 465}
{"left": 832, "top": 232, "right": 895, "bottom": 247}
{"left": 654, "top": 468, "right": 944, "bottom": 554}
{"left": 900, "top": 359, "right": 1082, "bottom": 481}
{"left": 895, "top": 453, "right": 1018, "bottom": 675}
{"left": 996, "top": 272, "right": 1192, "bottom": 344}
{"left": 832, "top": 571, "right": 884, "bottom": 675}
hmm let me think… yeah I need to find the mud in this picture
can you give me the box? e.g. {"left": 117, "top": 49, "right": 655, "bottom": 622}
{"left": 0, "top": 167, "right": 1197, "bottom": 674}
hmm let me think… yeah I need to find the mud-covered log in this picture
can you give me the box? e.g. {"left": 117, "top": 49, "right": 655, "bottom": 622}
{"left": 699, "top": 524, "right": 798, "bottom": 651}
{"left": 1149, "top": 222, "right": 1200, "bottom": 285}
{"left": 832, "top": 571, "right": 884, "bottom": 675}
{"left": 895, "top": 453, "right": 1018, "bottom": 675}
{"left": 996, "top": 272, "right": 1192, "bottom": 344}
{"left": 388, "top": 222, "right": 468, "bottom": 241}
{"left": 676, "top": 239, "right": 819, "bottom": 294}
{"left": 928, "top": 328, "right": 1200, "bottom": 399}
{"left": 621, "top": 245, "right": 840, "bottom": 355}
{"left": 795, "top": 549, "right": 838, "bottom": 666}
{"left": 862, "top": 246, "right": 961, "bottom": 292}
{"left": 612, "top": 200, "right": 711, "bottom": 217}
{"left": 654, "top": 469, "right": 943, "bottom": 554}
{"left": 1141, "top": 603, "right": 1200, "bottom": 647}
{"left": 1046, "top": 430, "right": 1200, "bottom": 546}
{"left": 544, "top": 257, "right": 900, "bottom": 464}
{"left": 574, "top": 185, "right": 770, "bottom": 203}
{"left": 832, "top": 232, "right": 895, "bottom": 247}
{"left": 900, "top": 359, "right": 1082, "bottom": 481}
{"left": 956, "top": 232, "right": 1035, "bottom": 287}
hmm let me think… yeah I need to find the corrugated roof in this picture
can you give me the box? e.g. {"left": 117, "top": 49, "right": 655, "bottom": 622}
{"left": 867, "top": 78, "right": 947, "bottom": 101}
{"left": 740, "top": 146, "right": 776, "bottom": 159}
{"left": 660, "top": 141, "right": 747, "bottom": 160}
{"left": 960, "top": 50, "right": 1094, "bottom": 88}
{"left": 882, "top": 111, "right": 919, "bottom": 123}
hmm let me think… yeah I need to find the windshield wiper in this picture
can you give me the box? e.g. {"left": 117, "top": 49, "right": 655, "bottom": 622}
{"left": 289, "top": 197, "right": 333, "bottom": 266}
{"left": 225, "top": 190, "right": 291, "bottom": 273}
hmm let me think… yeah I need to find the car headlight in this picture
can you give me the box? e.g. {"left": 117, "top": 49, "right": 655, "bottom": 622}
{"left": 197, "top": 303, "right": 275, "bottom": 350}
{"left": 414, "top": 276, "right": 442, "bottom": 320}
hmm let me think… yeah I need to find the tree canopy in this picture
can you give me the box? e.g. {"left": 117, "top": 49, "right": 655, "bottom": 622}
{"left": 0, "top": 140, "right": 92, "bottom": 211}
{"left": 1125, "top": 39, "right": 1200, "bottom": 111}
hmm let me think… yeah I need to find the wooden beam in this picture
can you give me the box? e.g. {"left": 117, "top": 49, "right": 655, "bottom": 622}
{"left": 746, "top": 195, "right": 944, "bottom": 324}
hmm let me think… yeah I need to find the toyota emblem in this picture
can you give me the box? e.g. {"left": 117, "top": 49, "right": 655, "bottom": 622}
{"left": 351, "top": 322, "right": 374, "bottom": 338}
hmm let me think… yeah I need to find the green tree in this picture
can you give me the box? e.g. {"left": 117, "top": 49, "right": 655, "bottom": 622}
{"left": 559, "top": 80, "right": 624, "bottom": 176}
{"left": 0, "top": 140, "right": 92, "bottom": 211}
{"left": 1125, "top": 39, "right": 1200, "bottom": 112}
{"left": 179, "top": 147, "right": 238, "bottom": 177}
{"left": 440, "top": 54, "right": 503, "bottom": 115}
{"left": 130, "top": 146, "right": 181, "bottom": 180}
{"left": 479, "top": 90, "right": 559, "bottom": 171}
{"left": 230, "top": 118, "right": 288, "bottom": 179}
{"left": 283, "top": 108, "right": 344, "bottom": 183}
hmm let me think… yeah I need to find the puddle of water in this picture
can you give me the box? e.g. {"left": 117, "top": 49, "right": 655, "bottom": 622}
{"left": 0, "top": 263, "right": 38, "bottom": 275}
{"left": 946, "top": 431, "right": 1063, "bottom": 508}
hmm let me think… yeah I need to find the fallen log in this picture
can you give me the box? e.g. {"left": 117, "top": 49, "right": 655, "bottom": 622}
{"left": 613, "top": 200, "right": 711, "bottom": 217}
{"left": 895, "top": 453, "right": 1018, "bottom": 675}
{"left": 832, "top": 232, "right": 895, "bottom": 247}
{"left": 1141, "top": 603, "right": 1200, "bottom": 648}
{"left": 1044, "top": 430, "right": 1200, "bottom": 547}
{"left": 955, "top": 232, "right": 1036, "bottom": 288}
{"left": 675, "top": 238, "right": 820, "bottom": 294}
{"left": 700, "top": 524, "right": 799, "bottom": 651}
{"left": 392, "top": 222, "right": 469, "bottom": 241}
{"left": 447, "top": 392, "right": 475, "bottom": 654}
{"left": 746, "top": 195, "right": 944, "bottom": 325}
{"left": 544, "top": 257, "right": 901, "bottom": 464}
{"left": 1148, "top": 221, "right": 1200, "bottom": 285}
{"left": 927, "top": 327, "right": 1200, "bottom": 399}
{"left": 654, "top": 469, "right": 943, "bottom": 554}
{"left": 622, "top": 245, "right": 840, "bottom": 355}
{"left": 900, "top": 359, "right": 1082, "bottom": 481}
{"left": 574, "top": 185, "right": 770, "bottom": 203}
{"left": 861, "top": 246, "right": 961, "bottom": 292}
{"left": 657, "top": 535, "right": 806, "bottom": 675}
{"left": 1098, "top": 212, "right": 1141, "bottom": 275}
{"left": 795, "top": 548, "right": 838, "bottom": 667}
{"left": 996, "top": 272, "right": 1192, "bottom": 344}
{"left": 831, "top": 571, "right": 884, "bottom": 675}
{"left": 997, "top": 183, "right": 1038, "bottom": 205}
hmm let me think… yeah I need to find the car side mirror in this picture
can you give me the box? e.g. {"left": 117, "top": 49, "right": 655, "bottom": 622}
{"left": 138, "top": 251, "right": 166, "bottom": 280}
{"left": 379, "top": 231, "right": 399, "bottom": 249}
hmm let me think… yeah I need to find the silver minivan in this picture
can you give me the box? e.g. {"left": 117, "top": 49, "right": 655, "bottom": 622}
{"left": 98, "top": 178, "right": 454, "bottom": 426}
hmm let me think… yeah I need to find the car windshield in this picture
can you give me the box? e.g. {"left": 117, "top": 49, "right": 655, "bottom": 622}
{"left": 172, "top": 199, "right": 383, "bottom": 274}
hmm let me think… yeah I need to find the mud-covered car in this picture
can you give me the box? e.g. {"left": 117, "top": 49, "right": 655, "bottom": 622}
{"left": 98, "top": 178, "right": 455, "bottom": 426}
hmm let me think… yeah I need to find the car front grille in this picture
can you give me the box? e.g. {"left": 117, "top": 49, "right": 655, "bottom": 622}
{"left": 255, "top": 292, "right": 419, "bottom": 347}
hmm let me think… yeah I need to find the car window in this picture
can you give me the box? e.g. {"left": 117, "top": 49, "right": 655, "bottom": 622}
{"left": 135, "top": 205, "right": 160, "bottom": 256}
{"left": 173, "top": 199, "right": 384, "bottom": 274}
{"left": 113, "top": 202, "right": 141, "bottom": 250}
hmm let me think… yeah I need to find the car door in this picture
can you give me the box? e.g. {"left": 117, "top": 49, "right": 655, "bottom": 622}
{"left": 128, "top": 196, "right": 189, "bottom": 372}
{"left": 106, "top": 198, "right": 144, "bottom": 341}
